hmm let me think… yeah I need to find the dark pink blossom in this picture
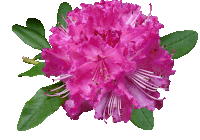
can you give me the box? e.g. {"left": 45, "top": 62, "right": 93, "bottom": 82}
{"left": 42, "top": 0, "right": 175, "bottom": 123}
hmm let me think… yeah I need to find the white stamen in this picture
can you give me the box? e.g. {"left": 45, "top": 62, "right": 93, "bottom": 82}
{"left": 126, "top": 12, "right": 135, "bottom": 25}
{"left": 61, "top": 15, "right": 67, "bottom": 23}
{"left": 103, "top": 100, "right": 109, "bottom": 124}
{"left": 133, "top": 75, "right": 158, "bottom": 89}
{"left": 91, "top": 62, "right": 98, "bottom": 75}
{"left": 142, "top": 3, "right": 152, "bottom": 25}
{"left": 59, "top": 73, "right": 67, "bottom": 77}
{"left": 53, "top": 74, "right": 73, "bottom": 82}
{"left": 113, "top": 96, "right": 117, "bottom": 116}
{"left": 55, "top": 89, "right": 70, "bottom": 96}
{"left": 134, "top": 82, "right": 163, "bottom": 101}
{"left": 50, "top": 84, "right": 66, "bottom": 92}
{"left": 136, "top": 70, "right": 162, "bottom": 79}
{"left": 45, "top": 89, "right": 70, "bottom": 97}
{"left": 97, "top": 61, "right": 103, "bottom": 83}
{"left": 119, "top": 98, "right": 121, "bottom": 109}
{"left": 130, "top": 12, "right": 140, "bottom": 27}
{"left": 134, "top": 73, "right": 150, "bottom": 82}
{"left": 110, "top": 95, "right": 115, "bottom": 116}
{"left": 58, "top": 22, "right": 68, "bottom": 33}
{"left": 108, "top": 94, "right": 114, "bottom": 116}
{"left": 128, "top": 74, "right": 157, "bottom": 92}
{"left": 92, "top": 64, "right": 98, "bottom": 81}
{"left": 102, "top": 60, "right": 110, "bottom": 80}
{"left": 138, "top": 69, "right": 155, "bottom": 74}
{"left": 58, "top": 28, "right": 68, "bottom": 37}
{"left": 66, "top": 16, "right": 75, "bottom": 25}
{"left": 99, "top": 61, "right": 103, "bottom": 75}
{"left": 115, "top": 96, "right": 117, "bottom": 108}
{"left": 60, "top": 92, "right": 70, "bottom": 98}
{"left": 117, "top": 98, "right": 121, "bottom": 117}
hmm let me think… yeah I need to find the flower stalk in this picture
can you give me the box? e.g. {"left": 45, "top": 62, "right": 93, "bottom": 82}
{"left": 22, "top": 56, "right": 39, "bottom": 65}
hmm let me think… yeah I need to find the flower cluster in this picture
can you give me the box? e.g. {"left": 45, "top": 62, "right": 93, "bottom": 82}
{"left": 42, "top": 0, "right": 175, "bottom": 123}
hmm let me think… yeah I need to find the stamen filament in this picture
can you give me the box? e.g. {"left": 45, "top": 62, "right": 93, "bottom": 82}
{"left": 55, "top": 89, "right": 70, "bottom": 96}
{"left": 108, "top": 94, "right": 114, "bottom": 116}
{"left": 60, "top": 92, "right": 70, "bottom": 98}
{"left": 102, "top": 60, "right": 110, "bottom": 80}
{"left": 134, "top": 82, "right": 164, "bottom": 101}
{"left": 130, "top": 12, "right": 140, "bottom": 27}
{"left": 45, "top": 89, "right": 70, "bottom": 97}
{"left": 136, "top": 70, "right": 162, "bottom": 79}
{"left": 103, "top": 100, "right": 109, "bottom": 124}
{"left": 66, "top": 16, "right": 75, "bottom": 25}
{"left": 133, "top": 75, "right": 158, "bottom": 89}
{"left": 117, "top": 98, "right": 120, "bottom": 117}
{"left": 110, "top": 95, "right": 115, "bottom": 116}
{"left": 134, "top": 73, "right": 150, "bottom": 82}
{"left": 126, "top": 12, "right": 135, "bottom": 25}
{"left": 138, "top": 69, "right": 155, "bottom": 74}
{"left": 114, "top": 96, "right": 117, "bottom": 108}
{"left": 52, "top": 74, "right": 73, "bottom": 82}
{"left": 92, "top": 62, "right": 99, "bottom": 81}
{"left": 142, "top": 3, "right": 152, "bottom": 25}
{"left": 119, "top": 98, "right": 121, "bottom": 109}
{"left": 58, "top": 22, "right": 68, "bottom": 32}
{"left": 50, "top": 84, "right": 66, "bottom": 92}
{"left": 128, "top": 74, "right": 157, "bottom": 92}
{"left": 96, "top": 62, "right": 103, "bottom": 84}
{"left": 61, "top": 15, "right": 67, "bottom": 25}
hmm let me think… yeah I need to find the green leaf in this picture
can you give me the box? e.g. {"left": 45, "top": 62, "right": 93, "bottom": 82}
{"left": 12, "top": 24, "right": 51, "bottom": 50}
{"left": 130, "top": 107, "right": 154, "bottom": 130}
{"left": 160, "top": 30, "right": 198, "bottom": 59}
{"left": 18, "top": 62, "right": 45, "bottom": 77}
{"left": 56, "top": 2, "right": 72, "bottom": 28}
{"left": 26, "top": 18, "right": 45, "bottom": 37}
{"left": 33, "top": 53, "right": 43, "bottom": 60}
{"left": 17, "top": 81, "right": 69, "bottom": 131}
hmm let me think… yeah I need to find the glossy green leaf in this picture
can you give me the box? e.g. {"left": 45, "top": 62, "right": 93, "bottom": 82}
{"left": 18, "top": 62, "right": 45, "bottom": 77}
{"left": 130, "top": 107, "right": 154, "bottom": 130}
{"left": 17, "top": 81, "right": 69, "bottom": 131}
{"left": 56, "top": 2, "right": 72, "bottom": 28}
{"left": 12, "top": 24, "right": 51, "bottom": 50}
{"left": 33, "top": 52, "right": 43, "bottom": 60}
{"left": 26, "top": 18, "right": 45, "bottom": 37}
{"left": 160, "top": 30, "right": 198, "bottom": 59}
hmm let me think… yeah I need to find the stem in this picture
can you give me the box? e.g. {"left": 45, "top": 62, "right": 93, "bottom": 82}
{"left": 22, "top": 56, "right": 39, "bottom": 65}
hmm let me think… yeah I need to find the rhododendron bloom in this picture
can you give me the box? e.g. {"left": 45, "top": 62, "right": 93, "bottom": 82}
{"left": 42, "top": 0, "right": 175, "bottom": 123}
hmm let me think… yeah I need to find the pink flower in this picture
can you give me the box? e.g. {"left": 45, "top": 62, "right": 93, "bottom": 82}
{"left": 94, "top": 71, "right": 138, "bottom": 123}
{"left": 42, "top": 0, "right": 175, "bottom": 123}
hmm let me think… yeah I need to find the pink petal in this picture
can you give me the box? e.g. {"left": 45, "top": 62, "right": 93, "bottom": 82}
{"left": 62, "top": 92, "right": 93, "bottom": 120}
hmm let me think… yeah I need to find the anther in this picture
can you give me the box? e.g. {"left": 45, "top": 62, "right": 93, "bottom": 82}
{"left": 161, "top": 74, "right": 165, "bottom": 78}
{"left": 66, "top": 16, "right": 75, "bottom": 23}
{"left": 162, "top": 45, "right": 166, "bottom": 48}
{"left": 130, "top": 12, "right": 140, "bottom": 27}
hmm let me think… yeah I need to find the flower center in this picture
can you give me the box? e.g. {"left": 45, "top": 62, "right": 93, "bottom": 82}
{"left": 94, "top": 29, "right": 121, "bottom": 48}
{"left": 91, "top": 56, "right": 110, "bottom": 85}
